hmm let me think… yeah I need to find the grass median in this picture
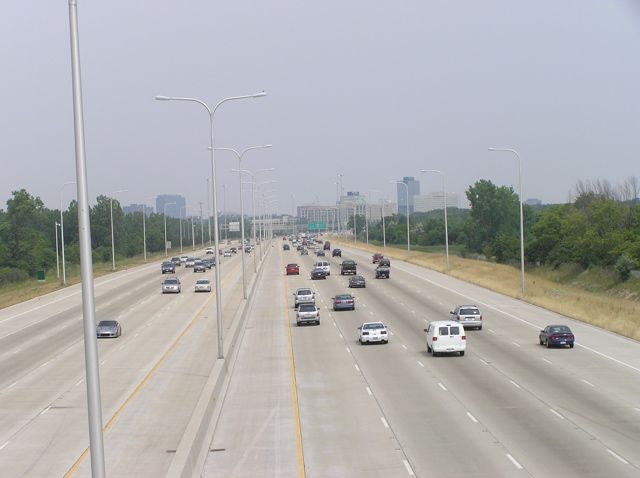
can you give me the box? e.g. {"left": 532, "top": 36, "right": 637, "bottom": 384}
{"left": 333, "top": 239, "right": 640, "bottom": 341}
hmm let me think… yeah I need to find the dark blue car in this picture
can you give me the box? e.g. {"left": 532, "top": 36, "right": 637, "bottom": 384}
{"left": 539, "top": 325, "right": 575, "bottom": 348}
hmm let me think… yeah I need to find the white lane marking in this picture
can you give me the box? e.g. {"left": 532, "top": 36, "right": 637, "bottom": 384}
{"left": 75, "top": 379, "right": 83, "bottom": 387}
{"left": 488, "top": 329, "right": 496, "bottom": 334}
{"left": 39, "top": 361, "right": 50, "bottom": 368}
{"left": 411, "top": 310, "right": 416, "bottom": 314}
{"left": 366, "top": 386, "right": 372, "bottom": 396}
{"left": 354, "top": 364, "right": 360, "bottom": 373}
{"left": 506, "top": 453, "right": 523, "bottom": 470}
{"left": 509, "top": 380, "right": 522, "bottom": 389}
{"left": 7, "top": 381, "right": 18, "bottom": 390}
{"left": 399, "top": 302, "right": 405, "bottom": 307}
{"left": 634, "top": 407, "right": 640, "bottom": 413}
{"left": 607, "top": 449, "right": 629, "bottom": 465}
{"left": 346, "top": 347, "right": 351, "bottom": 354}
{"left": 134, "top": 333, "right": 139, "bottom": 338}
{"left": 466, "top": 411, "right": 478, "bottom": 423}
{"left": 417, "top": 361, "right": 425, "bottom": 368}
{"left": 438, "top": 383, "right": 447, "bottom": 391}
{"left": 401, "top": 344, "right": 408, "bottom": 350}
{"left": 479, "top": 358, "right": 489, "bottom": 365}
{"left": 403, "top": 460, "right": 415, "bottom": 476}
{"left": 511, "top": 341, "right": 521, "bottom": 347}
{"left": 100, "top": 360, "right": 107, "bottom": 365}
{"left": 580, "top": 379, "right": 595, "bottom": 387}
{"left": 380, "top": 417, "right": 389, "bottom": 429}
{"left": 338, "top": 332, "right": 343, "bottom": 339}
{"left": 12, "top": 349, "right": 21, "bottom": 354}
{"left": 0, "top": 441, "right": 9, "bottom": 450}
{"left": 389, "top": 331, "right": 394, "bottom": 336}
{"left": 332, "top": 322, "right": 336, "bottom": 327}
{"left": 118, "top": 345, "right": 125, "bottom": 351}
{"left": 549, "top": 408, "right": 565, "bottom": 420}
{"left": 369, "top": 311, "right": 374, "bottom": 315}
{"left": 40, "top": 406, "right": 51, "bottom": 416}
{"left": 542, "top": 358, "right": 553, "bottom": 364}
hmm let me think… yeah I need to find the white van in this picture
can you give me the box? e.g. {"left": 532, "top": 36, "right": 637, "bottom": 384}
{"left": 313, "top": 261, "right": 330, "bottom": 276}
{"left": 424, "top": 321, "right": 466, "bottom": 356}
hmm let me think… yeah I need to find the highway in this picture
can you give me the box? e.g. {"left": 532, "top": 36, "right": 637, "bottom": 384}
{"left": 0, "top": 246, "right": 248, "bottom": 477}
{"left": 205, "top": 240, "right": 640, "bottom": 477}
{"left": 1, "top": 239, "right": 640, "bottom": 477}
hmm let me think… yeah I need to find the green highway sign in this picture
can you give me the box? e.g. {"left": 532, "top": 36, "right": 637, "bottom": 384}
{"left": 308, "top": 221, "right": 327, "bottom": 230}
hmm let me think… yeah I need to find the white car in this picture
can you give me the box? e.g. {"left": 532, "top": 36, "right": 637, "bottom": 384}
{"left": 293, "top": 288, "right": 315, "bottom": 308}
{"left": 224, "top": 250, "right": 232, "bottom": 257}
{"left": 194, "top": 278, "right": 211, "bottom": 292}
{"left": 358, "top": 322, "right": 388, "bottom": 344}
{"left": 313, "top": 261, "right": 330, "bottom": 276}
{"left": 205, "top": 247, "right": 215, "bottom": 255}
{"left": 425, "top": 321, "right": 466, "bottom": 356}
{"left": 296, "top": 304, "right": 320, "bottom": 326}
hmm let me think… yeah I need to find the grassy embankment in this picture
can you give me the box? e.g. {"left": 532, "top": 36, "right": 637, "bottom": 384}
{"left": 0, "top": 251, "right": 168, "bottom": 310}
{"left": 332, "top": 238, "right": 640, "bottom": 341}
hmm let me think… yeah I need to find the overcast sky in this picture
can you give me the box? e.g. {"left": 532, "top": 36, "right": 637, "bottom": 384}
{"left": 1, "top": 1, "right": 639, "bottom": 215}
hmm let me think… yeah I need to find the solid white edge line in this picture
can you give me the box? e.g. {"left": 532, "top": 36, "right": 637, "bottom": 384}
{"left": 466, "top": 411, "right": 478, "bottom": 423}
{"left": 366, "top": 386, "right": 372, "bottom": 396}
{"left": 0, "top": 441, "right": 9, "bottom": 450}
{"left": 339, "top": 333, "right": 343, "bottom": 339}
{"left": 607, "top": 449, "right": 629, "bottom": 465}
{"left": 417, "top": 360, "right": 425, "bottom": 368}
{"left": 580, "top": 378, "right": 595, "bottom": 387}
{"left": 380, "top": 417, "right": 389, "bottom": 429}
{"left": 354, "top": 364, "right": 360, "bottom": 373}
{"left": 542, "top": 358, "right": 553, "bottom": 364}
{"left": 403, "top": 459, "right": 415, "bottom": 476}
{"left": 512, "top": 341, "right": 521, "bottom": 347}
{"left": 549, "top": 408, "right": 564, "bottom": 420}
{"left": 40, "top": 406, "right": 51, "bottom": 416}
{"left": 346, "top": 347, "right": 351, "bottom": 354}
{"left": 506, "top": 453, "right": 523, "bottom": 469}
{"left": 479, "top": 358, "right": 489, "bottom": 365}
{"left": 509, "top": 380, "right": 521, "bottom": 389}
{"left": 634, "top": 407, "right": 640, "bottom": 413}
{"left": 8, "top": 381, "right": 18, "bottom": 389}
{"left": 401, "top": 344, "right": 408, "bottom": 350}
{"left": 438, "top": 383, "right": 447, "bottom": 391}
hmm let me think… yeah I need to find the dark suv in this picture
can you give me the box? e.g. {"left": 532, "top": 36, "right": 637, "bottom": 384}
{"left": 340, "top": 260, "right": 357, "bottom": 275}
{"left": 161, "top": 261, "right": 175, "bottom": 274}
{"left": 332, "top": 248, "right": 342, "bottom": 257}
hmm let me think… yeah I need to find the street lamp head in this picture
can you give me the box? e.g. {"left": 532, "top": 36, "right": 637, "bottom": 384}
{"left": 155, "top": 95, "right": 172, "bottom": 101}
{"left": 252, "top": 91, "right": 267, "bottom": 98}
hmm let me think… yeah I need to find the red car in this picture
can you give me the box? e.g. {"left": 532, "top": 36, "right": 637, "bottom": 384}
{"left": 286, "top": 263, "right": 300, "bottom": 275}
{"left": 372, "top": 253, "right": 383, "bottom": 264}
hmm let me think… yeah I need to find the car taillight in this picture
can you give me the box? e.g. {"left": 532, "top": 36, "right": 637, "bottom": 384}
{"left": 433, "top": 337, "right": 438, "bottom": 341}
{"left": 480, "top": 315, "right": 483, "bottom": 321}
{"left": 347, "top": 300, "right": 353, "bottom": 303}
{"left": 462, "top": 336, "right": 466, "bottom": 340}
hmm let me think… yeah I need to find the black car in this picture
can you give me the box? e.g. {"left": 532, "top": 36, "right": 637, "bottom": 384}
{"left": 310, "top": 267, "right": 327, "bottom": 280}
{"left": 340, "top": 260, "right": 357, "bottom": 275}
{"left": 283, "top": 244, "right": 290, "bottom": 251}
{"left": 332, "top": 248, "right": 342, "bottom": 257}
{"left": 539, "top": 325, "right": 575, "bottom": 348}
{"left": 375, "top": 266, "right": 390, "bottom": 279}
{"left": 201, "top": 258, "right": 214, "bottom": 269}
{"left": 193, "top": 260, "right": 206, "bottom": 273}
{"left": 349, "top": 275, "right": 366, "bottom": 288}
{"left": 170, "top": 257, "right": 182, "bottom": 266}
{"left": 316, "top": 250, "right": 326, "bottom": 257}
{"left": 161, "top": 261, "right": 175, "bottom": 274}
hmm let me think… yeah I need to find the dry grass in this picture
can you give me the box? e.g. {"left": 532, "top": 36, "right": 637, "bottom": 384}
{"left": 0, "top": 251, "right": 167, "bottom": 310}
{"left": 333, "top": 238, "right": 640, "bottom": 342}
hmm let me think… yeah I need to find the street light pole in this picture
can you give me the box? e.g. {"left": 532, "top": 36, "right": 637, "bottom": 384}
{"left": 488, "top": 147, "right": 525, "bottom": 296}
{"left": 55, "top": 221, "right": 61, "bottom": 278}
{"left": 60, "top": 181, "right": 75, "bottom": 286}
{"left": 142, "top": 204, "right": 147, "bottom": 262}
{"left": 109, "top": 189, "right": 127, "bottom": 270}
{"left": 206, "top": 178, "right": 212, "bottom": 246}
{"left": 217, "top": 144, "right": 273, "bottom": 300}
{"left": 420, "top": 169, "right": 449, "bottom": 268}
{"left": 155, "top": 91, "right": 266, "bottom": 359}
{"left": 391, "top": 181, "right": 410, "bottom": 251}
{"left": 163, "top": 202, "right": 176, "bottom": 257}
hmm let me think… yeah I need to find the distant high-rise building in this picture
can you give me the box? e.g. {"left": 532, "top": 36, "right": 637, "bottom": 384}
{"left": 156, "top": 195, "right": 186, "bottom": 219}
{"left": 414, "top": 192, "right": 460, "bottom": 213}
{"left": 123, "top": 204, "right": 152, "bottom": 215}
{"left": 397, "top": 176, "right": 420, "bottom": 215}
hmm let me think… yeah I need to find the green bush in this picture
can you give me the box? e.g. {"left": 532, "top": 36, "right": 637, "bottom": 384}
{"left": 615, "top": 254, "right": 638, "bottom": 282}
{"left": 0, "top": 267, "right": 29, "bottom": 286}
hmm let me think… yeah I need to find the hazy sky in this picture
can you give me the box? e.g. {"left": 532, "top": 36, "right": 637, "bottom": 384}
{"left": 1, "top": 1, "right": 639, "bottom": 215}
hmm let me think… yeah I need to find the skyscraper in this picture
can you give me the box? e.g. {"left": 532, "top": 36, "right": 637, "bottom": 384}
{"left": 397, "top": 176, "right": 420, "bottom": 215}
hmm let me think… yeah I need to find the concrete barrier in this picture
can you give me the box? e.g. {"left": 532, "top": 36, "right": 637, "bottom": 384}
{"left": 166, "top": 248, "right": 270, "bottom": 477}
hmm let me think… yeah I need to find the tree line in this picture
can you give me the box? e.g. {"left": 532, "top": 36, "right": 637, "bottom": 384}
{"left": 351, "top": 177, "right": 640, "bottom": 280}
{"left": 0, "top": 189, "right": 246, "bottom": 285}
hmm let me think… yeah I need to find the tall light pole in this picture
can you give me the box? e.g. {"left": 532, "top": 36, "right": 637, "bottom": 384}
{"left": 179, "top": 206, "right": 184, "bottom": 253}
{"left": 67, "top": 2, "right": 106, "bottom": 472}
{"left": 155, "top": 91, "right": 266, "bottom": 359}
{"left": 488, "top": 147, "right": 525, "bottom": 296}
{"left": 353, "top": 204, "right": 357, "bottom": 244}
{"left": 235, "top": 169, "right": 275, "bottom": 274}
{"left": 223, "top": 184, "right": 228, "bottom": 244}
{"left": 421, "top": 169, "right": 450, "bottom": 268}
{"left": 60, "top": 181, "right": 75, "bottom": 286}
{"left": 206, "top": 178, "right": 212, "bottom": 245}
{"left": 142, "top": 204, "right": 147, "bottom": 262}
{"left": 391, "top": 181, "right": 410, "bottom": 251}
{"left": 217, "top": 144, "right": 272, "bottom": 300}
{"left": 109, "top": 189, "right": 127, "bottom": 270}
{"left": 55, "top": 221, "right": 61, "bottom": 278}
{"left": 163, "top": 202, "right": 176, "bottom": 257}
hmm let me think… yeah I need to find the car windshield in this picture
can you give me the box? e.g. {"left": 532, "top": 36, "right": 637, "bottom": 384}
{"left": 298, "top": 289, "right": 312, "bottom": 295}
{"left": 165, "top": 279, "right": 178, "bottom": 284}
{"left": 335, "top": 295, "right": 352, "bottom": 300}
{"left": 351, "top": 276, "right": 363, "bottom": 280}
{"left": 287, "top": 264, "right": 298, "bottom": 268}
{"left": 460, "top": 308, "right": 479, "bottom": 315}
{"left": 299, "top": 305, "right": 316, "bottom": 312}
{"left": 550, "top": 326, "right": 571, "bottom": 333}
{"left": 98, "top": 321, "right": 117, "bottom": 327}
{"left": 196, "top": 280, "right": 209, "bottom": 284}
{"left": 363, "top": 323, "right": 384, "bottom": 330}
